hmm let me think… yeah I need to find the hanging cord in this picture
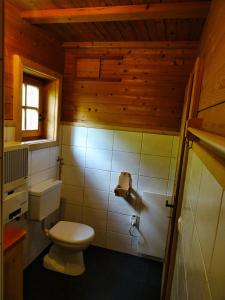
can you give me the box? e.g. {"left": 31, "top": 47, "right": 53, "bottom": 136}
{"left": 129, "top": 225, "right": 136, "bottom": 237}
{"left": 129, "top": 215, "right": 139, "bottom": 237}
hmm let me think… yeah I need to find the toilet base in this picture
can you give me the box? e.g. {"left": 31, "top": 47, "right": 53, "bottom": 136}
{"left": 43, "top": 244, "right": 85, "bottom": 276}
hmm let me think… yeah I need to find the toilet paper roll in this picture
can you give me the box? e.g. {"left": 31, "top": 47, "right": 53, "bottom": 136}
{"left": 114, "top": 172, "right": 131, "bottom": 198}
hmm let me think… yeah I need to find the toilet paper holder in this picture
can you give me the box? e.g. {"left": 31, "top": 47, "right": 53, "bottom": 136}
{"left": 114, "top": 172, "right": 132, "bottom": 198}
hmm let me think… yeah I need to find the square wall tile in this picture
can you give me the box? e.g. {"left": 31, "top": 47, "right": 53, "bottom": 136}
{"left": 86, "top": 148, "right": 112, "bottom": 171}
{"left": 140, "top": 155, "right": 170, "bottom": 179}
{"left": 138, "top": 176, "right": 168, "bottom": 195}
{"left": 167, "top": 180, "right": 176, "bottom": 196}
{"left": 172, "top": 136, "right": 180, "bottom": 157}
{"left": 186, "top": 229, "right": 212, "bottom": 300}
{"left": 62, "top": 145, "right": 86, "bottom": 167}
{"left": 61, "top": 203, "right": 83, "bottom": 223}
{"left": 29, "top": 168, "right": 50, "bottom": 186}
{"left": 85, "top": 168, "right": 110, "bottom": 191}
{"left": 31, "top": 148, "right": 50, "bottom": 174}
{"left": 92, "top": 230, "right": 106, "bottom": 248}
{"left": 83, "top": 207, "right": 107, "bottom": 231}
{"left": 109, "top": 193, "right": 137, "bottom": 215}
{"left": 62, "top": 125, "right": 87, "bottom": 147}
{"left": 49, "top": 146, "right": 59, "bottom": 168}
{"left": 58, "top": 125, "right": 63, "bottom": 145}
{"left": 110, "top": 172, "right": 138, "bottom": 192}
{"left": 209, "top": 192, "right": 225, "bottom": 300}
{"left": 107, "top": 212, "right": 132, "bottom": 235}
{"left": 87, "top": 128, "right": 114, "bottom": 150}
{"left": 113, "top": 131, "right": 142, "bottom": 153}
{"left": 181, "top": 194, "right": 194, "bottom": 269}
{"left": 141, "top": 133, "right": 173, "bottom": 156}
{"left": 112, "top": 151, "right": 140, "bottom": 174}
{"left": 177, "top": 244, "right": 188, "bottom": 300}
{"left": 28, "top": 151, "right": 32, "bottom": 176}
{"left": 84, "top": 188, "right": 109, "bottom": 210}
{"left": 169, "top": 158, "right": 178, "bottom": 181}
{"left": 188, "top": 152, "right": 203, "bottom": 214}
{"left": 61, "top": 165, "right": 84, "bottom": 187}
{"left": 195, "top": 165, "right": 223, "bottom": 273}
{"left": 107, "top": 232, "right": 132, "bottom": 254}
{"left": 61, "top": 184, "right": 84, "bottom": 205}
{"left": 47, "top": 167, "right": 58, "bottom": 180}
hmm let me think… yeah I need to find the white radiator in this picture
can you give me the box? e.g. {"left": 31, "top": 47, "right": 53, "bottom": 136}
{"left": 4, "top": 142, "right": 29, "bottom": 191}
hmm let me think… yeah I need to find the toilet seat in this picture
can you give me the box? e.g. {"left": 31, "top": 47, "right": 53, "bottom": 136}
{"left": 49, "top": 221, "right": 95, "bottom": 245}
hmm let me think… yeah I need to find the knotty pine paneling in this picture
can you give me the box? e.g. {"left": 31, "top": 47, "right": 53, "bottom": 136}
{"left": 197, "top": 0, "right": 225, "bottom": 137}
{"left": 8, "top": 1, "right": 206, "bottom": 43}
{"left": 62, "top": 43, "right": 197, "bottom": 133}
{"left": 4, "top": 1, "right": 64, "bottom": 120}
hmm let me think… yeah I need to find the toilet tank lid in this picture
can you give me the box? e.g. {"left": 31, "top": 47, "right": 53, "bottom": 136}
{"left": 29, "top": 179, "right": 62, "bottom": 196}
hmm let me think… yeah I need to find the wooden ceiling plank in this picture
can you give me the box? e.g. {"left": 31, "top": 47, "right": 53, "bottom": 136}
{"left": 20, "top": 2, "right": 211, "bottom": 24}
{"left": 62, "top": 41, "right": 199, "bottom": 49}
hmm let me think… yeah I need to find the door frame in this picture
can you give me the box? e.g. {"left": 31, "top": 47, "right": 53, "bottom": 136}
{"left": 161, "top": 57, "right": 204, "bottom": 299}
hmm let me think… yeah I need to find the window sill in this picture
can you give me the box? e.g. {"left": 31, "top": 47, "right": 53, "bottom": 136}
{"left": 22, "top": 139, "right": 58, "bottom": 151}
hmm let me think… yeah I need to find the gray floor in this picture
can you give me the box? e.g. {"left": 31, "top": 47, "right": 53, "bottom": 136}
{"left": 24, "top": 245, "right": 163, "bottom": 300}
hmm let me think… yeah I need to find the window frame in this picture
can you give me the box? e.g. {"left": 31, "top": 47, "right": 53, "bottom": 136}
{"left": 22, "top": 75, "right": 43, "bottom": 140}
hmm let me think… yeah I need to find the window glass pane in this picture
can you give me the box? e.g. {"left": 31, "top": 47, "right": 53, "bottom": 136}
{"left": 22, "top": 108, "right": 25, "bottom": 130}
{"left": 22, "top": 84, "right": 26, "bottom": 106}
{"left": 26, "top": 109, "right": 39, "bottom": 130}
{"left": 27, "top": 85, "right": 39, "bottom": 108}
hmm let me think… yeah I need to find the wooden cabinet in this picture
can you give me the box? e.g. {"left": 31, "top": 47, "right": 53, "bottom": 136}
{"left": 4, "top": 241, "right": 24, "bottom": 300}
{"left": 3, "top": 227, "right": 26, "bottom": 300}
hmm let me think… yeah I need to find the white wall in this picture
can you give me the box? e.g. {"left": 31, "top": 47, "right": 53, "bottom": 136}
{"left": 60, "top": 125, "right": 179, "bottom": 257}
{"left": 171, "top": 149, "right": 225, "bottom": 300}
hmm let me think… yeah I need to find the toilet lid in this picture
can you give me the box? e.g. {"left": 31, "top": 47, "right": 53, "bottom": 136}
{"left": 49, "top": 221, "right": 95, "bottom": 245}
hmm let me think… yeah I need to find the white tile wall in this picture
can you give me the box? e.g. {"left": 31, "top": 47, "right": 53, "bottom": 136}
{"left": 29, "top": 146, "right": 59, "bottom": 187}
{"left": 61, "top": 145, "right": 86, "bottom": 167}
{"left": 113, "top": 131, "right": 142, "bottom": 153}
{"left": 86, "top": 148, "right": 112, "bottom": 170}
{"left": 60, "top": 125, "right": 179, "bottom": 257}
{"left": 112, "top": 151, "right": 140, "bottom": 174}
{"left": 87, "top": 128, "right": 114, "bottom": 150}
{"left": 142, "top": 133, "right": 173, "bottom": 156}
{"left": 171, "top": 148, "right": 225, "bottom": 300}
{"left": 61, "top": 165, "right": 84, "bottom": 187}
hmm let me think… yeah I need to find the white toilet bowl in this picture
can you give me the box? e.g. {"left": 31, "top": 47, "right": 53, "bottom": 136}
{"left": 29, "top": 180, "right": 95, "bottom": 276}
{"left": 43, "top": 221, "right": 95, "bottom": 276}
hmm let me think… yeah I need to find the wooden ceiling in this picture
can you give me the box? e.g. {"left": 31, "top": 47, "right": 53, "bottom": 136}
{"left": 9, "top": 0, "right": 210, "bottom": 42}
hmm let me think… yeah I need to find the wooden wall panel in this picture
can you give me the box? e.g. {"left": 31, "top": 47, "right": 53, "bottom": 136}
{"left": 4, "top": 1, "right": 64, "bottom": 120}
{"left": 62, "top": 42, "right": 197, "bottom": 133}
{"left": 197, "top": 0, "right": 225, "bottom": 137}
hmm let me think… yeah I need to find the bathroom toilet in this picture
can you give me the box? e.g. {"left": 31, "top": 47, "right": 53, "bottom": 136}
{"left": 29, "top": 179, "right": 95, "bottom": 276}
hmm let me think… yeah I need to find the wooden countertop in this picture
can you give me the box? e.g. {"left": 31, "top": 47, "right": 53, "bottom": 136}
{"left": 3, "top": 226, "right": 27, "bottom": 252}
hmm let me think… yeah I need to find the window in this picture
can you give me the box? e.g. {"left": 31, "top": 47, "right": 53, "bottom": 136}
{"left": 13, "top": 55, "right": 62, "bottom": 150}
{"left": 21, "top": 76, "right": 42, "bottom": 140}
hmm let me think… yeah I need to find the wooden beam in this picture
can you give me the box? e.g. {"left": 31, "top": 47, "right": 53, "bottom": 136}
{"left": 62, "top": 41, "right": 199, "bottom": 49}
{"left": 21, "top": 2, "right": 210, "bottom": 24}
